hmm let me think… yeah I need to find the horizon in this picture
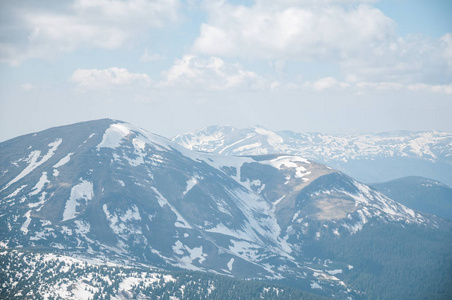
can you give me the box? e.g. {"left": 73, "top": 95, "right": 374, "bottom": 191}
{"left": 2, "top": 117, "right": 451, "bottom": 143}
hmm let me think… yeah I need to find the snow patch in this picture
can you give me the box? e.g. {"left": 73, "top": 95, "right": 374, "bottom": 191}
{"left": 120, "top": 206, "right": 141, "bottom": 222}
{"left": 29, "top": 172, "right": 49, "bottom": 196}
{"left": 62, "top": 180, "right": 94, "bottom": 221}
{"left": 310, "top": 281, "right": 322, "bottom": 289}
{"left": 227, "top": 258, "right": 234, "bottom": 271}
{"left": 6, "top": 185, "right": 27, "bottom": 199}
{"left": 53, "top": 153, "right": 73, "bottom": 168}
{"left": 97, "top": 123, "right": 131, "bottom": 149}
{"left": 183, "top": 177, "right": 198, "bottom": 196}
{"left": 172, "top": 240, "right": 207, "bottom": 270}
{"left": 261, "top": 156, "right": 310, "bottom": 179}
{"left": 327, "top": 269, "right": 343, "bottom": 275}
{"left": 21, "top": 211, "right": 32, "bottom": 234}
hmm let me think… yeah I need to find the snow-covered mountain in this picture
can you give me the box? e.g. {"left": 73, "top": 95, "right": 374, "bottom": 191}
{"left": 173, "top": 125, "right": 452, "bottom": 186}
{"left": 1, "top": 119, "right": 451, "bottom": 298}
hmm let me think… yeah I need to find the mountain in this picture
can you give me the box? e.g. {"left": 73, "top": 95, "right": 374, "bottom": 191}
{"left": 371, "top": 176, "right": 452, "bottom": 221}
{"left": 1, "top": 119, "right": 452, "bottom": 299}
{"left": 173, "top": 125, "right": 452, "bottom": 187}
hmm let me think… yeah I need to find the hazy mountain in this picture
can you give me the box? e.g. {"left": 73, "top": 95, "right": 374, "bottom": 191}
{"left": 1, "top": 119, "right": 451, "bottom": 299}
{"left": 173, "top": 125, "right": 452, "bottom": 186}
{"left": 371, "top": 176, "right": 452, "bottom": 221}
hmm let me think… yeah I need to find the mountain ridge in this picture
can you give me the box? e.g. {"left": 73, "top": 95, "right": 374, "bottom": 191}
{"left": 173, "top": 125, "right": 452, "bottom": 186}
{"left": 371, "top": 176, "right": 452, "bottom": 221}
{"left": 1, "top": 119, "right": 451, "bottom": 298}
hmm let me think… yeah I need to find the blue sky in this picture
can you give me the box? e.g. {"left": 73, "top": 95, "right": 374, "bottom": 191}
{"left": 0, "top": 0, "right": 451, "bottom": 141}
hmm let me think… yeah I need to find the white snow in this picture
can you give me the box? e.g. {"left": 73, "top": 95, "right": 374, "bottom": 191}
{"left": 260, "top": 156, "right": 310, "bottom": 179}
{"left": 254, "top": 127, "right": 284, "bottom": 145}
{"left": 345, "top": 180, "right": 424, "bottom": 225}
{"left": 2, "top": 139, "right": 62, "bottom": 192}
{"left": 53, "top": 153, "right": 73, "bottom": 168}
{"left": 21, "top": 210, "right": 32, "bottom": 234}
{"left": 310, "top": 281, "right": 322, "bottom": 289}
{"left": 205, "top": 223, "right": 245, "bottom": 239}
{"left": 98, "top": 122, "right": 172, "bottom": 154}
{"left": 233, "top": 142, "right": 262, "bottom": 153}
{"left": 120, "top": 205, "right": 141, "bottom": 222}
{"left": 103, "top": 205, "right": 142, "bottom": 237}
{"left": 127, "top": 137, "right": 147, "bottom": 166}
{"left": 183, "top": 177, "right": 198, "bottom": 196}
{"left": 229, "top": 240, "right": 261, "bottom": 262}
{"left": 227, "top": 258, "right": 234, "bottom": 271}
{"left": 172, "top": 240, "right": 207, "bottom": 270}
{"left": 214, "top": 197, "right": 233, "bottom": 217}
{"left": 28, "top": 191, "right": 47, "bottom": 209}
{"left": 74, "top": 220, "right": 90, "bottom": 235}
{"left": 173, "top": 240, "right": 184, "bottom": 255}
{"left": 175, "top": 127, "right": 451, "bottom": 165}
{"left": 6, "top": 185, "right": 27, "bottom": 199}
{"left": 327, "top": 269, "right": 343, "bottom": 275}
{"left": 62, "top": 180, "right": 94, "bottom": 221}
{"left": 333, "top": 228, "right": 340, "bottom": 236}
{"left": 97, "top": 123, "right": 131, "bottom": 149}
{"left": 29, "top": 172, "right": 48, "bottom": 196}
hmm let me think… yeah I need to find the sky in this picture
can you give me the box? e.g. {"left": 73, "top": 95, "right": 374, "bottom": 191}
{"left": 0, "top": 0, "right": 451, "bottom": 141}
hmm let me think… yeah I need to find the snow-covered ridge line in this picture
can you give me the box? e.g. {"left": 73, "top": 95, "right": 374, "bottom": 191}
{"left": 173, "top": 125, "right": 452, "bottom": 162}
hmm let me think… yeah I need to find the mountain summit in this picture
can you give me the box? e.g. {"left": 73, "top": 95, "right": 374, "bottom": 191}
{"left": 1, "top": 119, "right": 451, "bottom": 298}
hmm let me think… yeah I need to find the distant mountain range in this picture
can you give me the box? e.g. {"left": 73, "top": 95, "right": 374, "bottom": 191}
{"left": 1, "top": 119, "right": 451, "bottom": 299}
{"left": 173, "top": 125, "right": 452, "bottom": 186}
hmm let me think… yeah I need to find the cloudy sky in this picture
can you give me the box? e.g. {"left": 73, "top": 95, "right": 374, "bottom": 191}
{"left": 0, "top": 0, "right": 451, "bottom": 141}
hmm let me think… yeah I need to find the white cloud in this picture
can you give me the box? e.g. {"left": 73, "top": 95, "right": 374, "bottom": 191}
{"left": 304, "top": 77, "right": 350, "bottom": 91}
{"left": 440, "top": 33, "right": 452, "bottom": 67}
{"left": 302, "top": 77, "right": 452, "bottom": 94}
{"left": 140, "top": 49, "right": 166, "bottom": 63}
{"left": 71, "top": 67, "right": 151, "bottom": 90}
{"left": 192, "top": 1, "right": 452, "bottom": 85}
{"left": 193, "top": 2, "right": 395, "bottom": 61}
{"left": 159, "top": 55, "right": 270, "bottom": 91}
{"left": 342, "top": 34, "right": 452, "bottom": 84}
{"left": 407, "top": 83, "right": 452, "bottom": 95}
{"left": 1, "top": 0, "right": 180, "bottom": 64}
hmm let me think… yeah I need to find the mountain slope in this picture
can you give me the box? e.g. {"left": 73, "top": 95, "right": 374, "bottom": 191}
{"left": 0, "top": 250, "right": 325, "bottom": 300}
{"left": 1, "top": 119, "right": 451, "bottom": 298}
{"left": 371, "top": 176, "right": 452, "bottom": 221}
{"left": 173, "top": 125, "right": 452, "bottom": 186}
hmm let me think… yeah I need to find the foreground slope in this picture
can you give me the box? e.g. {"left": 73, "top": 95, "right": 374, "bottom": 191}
{"left": 1, "top": 119, "right": 451, "bottom": 298}
{"left": 173, "top": 125, "right": 452, "bottom": 186}
{"left": 0, "top": 250, "right": 324, "bottom": 300}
